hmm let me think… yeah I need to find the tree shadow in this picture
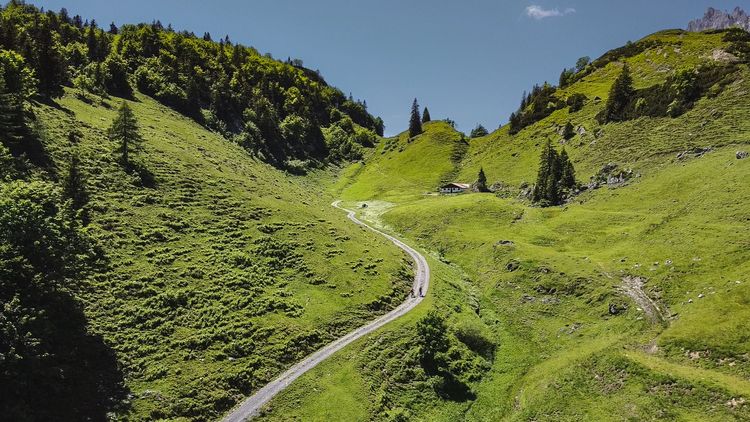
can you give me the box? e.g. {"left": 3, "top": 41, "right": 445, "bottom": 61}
{"left": 0, "top": 287, "right": 130, "bottom": 421}
{"left": 125, "top": 160, "right": 156, "bottom": 188}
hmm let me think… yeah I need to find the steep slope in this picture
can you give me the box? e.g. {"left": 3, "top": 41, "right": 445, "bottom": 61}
{"left": 10, "top": 90, "right": 410, "bottom": 421}
{"left": 335, "top": 121, "right": 465, "bottom": 201}
{"left": 260, "top": 29, "right": 750, "bottom": 421}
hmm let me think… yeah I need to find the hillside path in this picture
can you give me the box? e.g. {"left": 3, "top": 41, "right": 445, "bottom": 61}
{"left": 222, "top": 201, "right": 430, "bottom": 422}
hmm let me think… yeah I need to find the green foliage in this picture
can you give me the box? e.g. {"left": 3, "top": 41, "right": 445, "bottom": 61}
{"left": 0, "top": 180, "right": 126, "bottom": 421}
{"left": 61, "top": 152, "right": 89, "bottom": 215}
{"left": 421, "top": 107, "right": 431, "bottom": 123}
{"left": 575, "top": 56, "right": 591, "bottom": 72}
{"left": 509, "top": 83, "right": 564, "bottom": 134}
{"left": 307, "top": 29, "right": 750, "bottom": 422}
{"left": 562, "top": 121, "right": 575, "bottom": 140}
{"left": 409, "top": 98, "right": 422, "bottom": 138}
{"left": 602, "top": 64, "right": 635, "bottom": 123}
{"left": 0, "top": 4, "right": 383, "bottom": 166}
{"left": 474, "top": 167, "right": 488, "bottom": 192}
{"left": 0, "top": 70, "right": 28, "bottom": 154}
{"left": 532, "top": 141, "right": 576, "bottom": 206}
{"left": 599, "top": 63, "right": 738, "bottom": 123}
{"left": 566, "top": 93, "right": 587, "bottom": 112}
{"left": 469, "top": 124, "right": 488, "bottom": 138}
{"left": 108, "top": 101, "right": 142, "bottom": 166}
{"left": 0, "top": 49, "right": 37, "bottom": 101}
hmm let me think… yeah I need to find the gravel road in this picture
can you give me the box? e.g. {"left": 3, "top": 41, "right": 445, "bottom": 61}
{"left": 222, "top": 201, "right": 430, "bottom": 422}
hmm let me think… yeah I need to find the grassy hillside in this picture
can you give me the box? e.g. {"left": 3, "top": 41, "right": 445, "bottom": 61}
{"left": 335, "top": 121, "right": 466, "bottom": 201}
{"left": 13, "top": 90, "right": 409, "bottom": 421}
{"left": 261, "top": 29, "right": 750, "bottom": 421}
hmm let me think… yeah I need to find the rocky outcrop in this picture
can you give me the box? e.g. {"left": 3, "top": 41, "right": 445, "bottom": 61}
{"left": 677, "top": 146, "right": 713, "bottom": 160}
{"left": 588, "top": 162, "right": 635, "bottom": 189}
{"left": 737, "top": 150, "right": 749, "bottom": 159}
{"left": 688, "top": 7, "right": 750, "bottom": 32}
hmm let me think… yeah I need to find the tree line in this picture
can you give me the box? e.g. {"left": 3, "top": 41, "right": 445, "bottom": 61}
{"left": 0, "top": 1, "right": 384, "bottom": 170}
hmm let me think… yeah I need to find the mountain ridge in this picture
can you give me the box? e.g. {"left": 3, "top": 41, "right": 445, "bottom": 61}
{"left": 688, "top": 6, "right": 750, "bottom": 32}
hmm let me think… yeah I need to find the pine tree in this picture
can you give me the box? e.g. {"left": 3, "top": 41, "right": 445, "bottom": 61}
{"left": 422, "top": 107, "right": 431, "bottom": 123}
{"left": 33, "top": 16, "right": 66, "bottom": 97}
{"left": 62, "top": 152, "right": 88, "bottom": 212}
{"left": 603, "top": 64, "right": 634, "bottom": 122}
{"left": 532, "top": 140, "right": 559, "bottom": 205}
{"left": 86, "top": 20, "right": 98, "bottom": 60}
{"left": 559, "top": 148, "right": 576, "bottom": 192}
{"left": 475, "top": 167, "right": 488, "bottom": 192}
{"left": 470, "top": 124, "right": 489, "bottom": 138}
{"left": 409, "top": 98, "right": 422, "bottom": 137}
{"left": 109, "top": 102, "right": 142, "bottom": 166}
{"left": 0, "top": 76, "right": 27, "bottom": 152}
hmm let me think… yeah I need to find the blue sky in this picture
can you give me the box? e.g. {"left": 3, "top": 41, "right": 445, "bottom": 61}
{"left": 34, "top": 0, "right": 747, "bottom": 136}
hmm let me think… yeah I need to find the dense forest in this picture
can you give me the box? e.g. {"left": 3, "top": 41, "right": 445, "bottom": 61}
{"left": 0, "top": 0, "right": 383, "bottom": 171}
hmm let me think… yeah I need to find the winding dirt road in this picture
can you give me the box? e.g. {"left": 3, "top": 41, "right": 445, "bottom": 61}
{"left": 222, "top": 201, "right": 430, "bottom": 422}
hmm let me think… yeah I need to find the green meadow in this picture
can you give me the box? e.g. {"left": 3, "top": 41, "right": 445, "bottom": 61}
{"left": 31, "top": 90, "right": 413, "bottom": 420}
{"left": 261, "top": 29, "right": 750, "bottom": 421}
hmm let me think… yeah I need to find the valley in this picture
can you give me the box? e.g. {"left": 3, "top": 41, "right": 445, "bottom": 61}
{"left": 0, "top": 3, "right": 749, "bottom": 422}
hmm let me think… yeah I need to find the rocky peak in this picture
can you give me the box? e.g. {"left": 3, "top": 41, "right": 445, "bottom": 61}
{"left": 688, "top": 7, "right": 750, "bottom": 31}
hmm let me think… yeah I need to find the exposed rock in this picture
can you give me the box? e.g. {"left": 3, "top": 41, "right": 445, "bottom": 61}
{"left": 688, "top": 7, "right": 750, "bottom": 32}
{"left": 495, "top": 240, "right": 515, "bottom": 247}
{"left": 676, "top": 146, "right": 713, "bottom": 160}
{"left": 711, "top": 49, "right": 739, "bottom": 63}
{"left": 518, "top": 181, "right": 533, "bottom": 200}
{"left": 576, "top": 125, "right": 587, "bottom": 136}
{"left": 737, "top": 150, "right": 749, "bottom": 159}
{"left": 520, "top": 294, "right": 536, "bottom": 303}
{"left": 506, "top": 260, "right": 520, "bottom": 272}
{"left": 588, "top": 162, "right": 634, "bottom": 189}
{"left": 727, "top": 397, "right": 747, "bottom": 409}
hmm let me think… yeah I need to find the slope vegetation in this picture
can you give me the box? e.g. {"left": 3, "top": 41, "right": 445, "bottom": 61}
{"left": 262, "top": 29, "right": 750, "bottom": 421}
{"left": 4, "top": 89, "right": 409, "bottom": 421}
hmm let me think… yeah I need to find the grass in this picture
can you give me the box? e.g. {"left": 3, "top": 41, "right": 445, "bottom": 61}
{"left": 261, "top": 29, "right": 750, "bottom": 421}
{"left": 32, "top": 89, "right": 414, "bottom": 421}
{"left": 336, "top": 121, "right": 464, "bottom": 201}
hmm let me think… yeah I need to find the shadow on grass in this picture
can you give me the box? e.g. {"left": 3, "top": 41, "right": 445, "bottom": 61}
{"left": 125, "top": 160, "right": 156, "bottom": 188}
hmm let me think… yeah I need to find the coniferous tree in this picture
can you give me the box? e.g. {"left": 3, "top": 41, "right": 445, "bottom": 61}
{"left": 374, "top": 117, "right": 385, "bottom": 137}
{"left": 62, "top": 152, "right": 88, "bottom": 214}
{"left": 532, "top": 141, "right": 577, "bottom": 206}
{"left": 470, "top": 124, "right": 489, "bottom": 138}
{"left": 33, "top": 16, "right": 66, "bottom": 97}
{"left": 603, "top": 64, "right": 634, "bottom": 122}
{"left": 409, "top": 98, "right": 422, "bottom": 137}
{"left": 475, "top": 167, "right": 488, "bottom": 192}
{"left": 422, "top": 107, "right": 431, "bottom": 123}
{"left": 86, "top": 20, "right": 98, "bottom": 60}
{"left": 108, "top": 102, "right": 142, "bottom": 166}
{"left": 0, "top": 76, "right": 27, "bottom": 153}
{"left": 532, "top": 140, "right": 559, "bottom": 205}
{"left": 559, "top": 148, "right": 576, "bottom": 192}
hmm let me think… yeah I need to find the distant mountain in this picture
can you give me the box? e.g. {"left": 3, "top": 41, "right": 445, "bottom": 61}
{"left": 688, "top": 6, "right": 750, "bottom": 31}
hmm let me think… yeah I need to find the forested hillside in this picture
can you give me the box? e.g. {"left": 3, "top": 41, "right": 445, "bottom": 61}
{"left": 0, "top": 2, "right": 404, "bottom": 421}
{"left": 0, "top": 1, "right": 383, "bottom": 171}
{"left": 265, "top": 28, "right": 750, "bottom": 421}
